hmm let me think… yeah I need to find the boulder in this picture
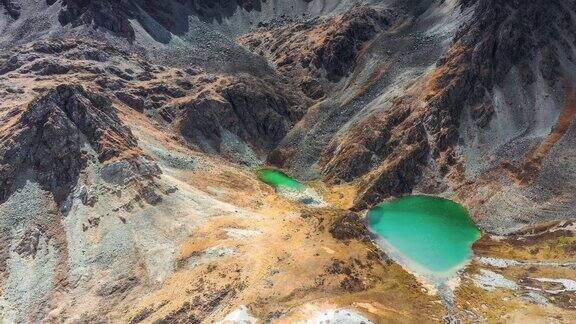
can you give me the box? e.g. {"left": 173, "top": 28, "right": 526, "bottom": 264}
{"left": 329, "top": 212, "right": 369, "bottom": 242}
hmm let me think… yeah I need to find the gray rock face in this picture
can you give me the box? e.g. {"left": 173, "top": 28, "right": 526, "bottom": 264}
{"left": 100, "top": 156, "right": 161, "bottom": 185}
{"left": 312, "top": 6, "right": 396, "bottom": 81}
{"left": 241, "top": 5, "right": 399, "bottom": 98}
{"left": 115, "top": 91, "right": 146, "bottom": 112}
{"left": 50, "top": 0, "right": 277, "bottom": 42}
{"left": 142, "top": 0, "right": 268, "bottom": 26}
{"left": 0, "top": 0, "right": 20, "bottom": 20}
{"left": 0, "top": 84, "right": 140, "bottom": 203}
{"left": 26, "top": 60, "right": 71, "bottom": 75}
{"left": 179, "top": 75, "right": 308, "bottom": 156}
{"left": 425, "top": 0, "right": 576, "bottom": 158}
{"left": 55, "top": 0, "right": 136, "bottom": 40}
{"left": 0, "top": 55, "right": 23, "bottom": 75}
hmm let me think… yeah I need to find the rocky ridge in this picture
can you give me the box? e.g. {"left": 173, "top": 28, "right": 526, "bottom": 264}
{"left": 281, "top": 0, "right": 576, "bottom": 211}
{"left": 0, "top": 83, "right": 145, "bottom": 204}
{"left": 178, "top": 74, "right": 308, "bottom": 164}
{"left": 240, "top": 5, "right": 400, "bottom": 99}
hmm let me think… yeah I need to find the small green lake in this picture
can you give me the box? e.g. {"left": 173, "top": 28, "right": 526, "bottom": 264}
{"left": 257, "top": 168, "right": 324, "bottom": 206}
{"left": 257, "top": 169, "right": 303, "bottom": 191}
{"left": 367, "top": 195, "right": 480, "bottom": 277}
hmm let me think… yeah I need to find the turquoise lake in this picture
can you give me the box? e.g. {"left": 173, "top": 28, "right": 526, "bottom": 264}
{"left": 257, "top": 169, "right": 303, "bottom": 191}
{"left": 367, "top": 195, "right": 480, "bottom": 276}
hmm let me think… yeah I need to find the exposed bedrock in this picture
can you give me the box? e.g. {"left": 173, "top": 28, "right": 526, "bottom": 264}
{"left": 142, "top": 0, "right": 268, "bottom": 25}
{"left": 279, "top": 0, "right": 576, "bottom": 209}
{"left": 48, "top": 0, "right": 312, "bottom": 41}
{"left": 0, "top": 0, "right": 20, "bottom": 20}
{"left": 240, "top": 5, "right": 400, "bottom": 98}
{"left": 318, "top": 99, "right": 430, "bottom": 210}
{"left": 178, "top": 75, "right": 309, "bottom": 159}
{"left": 329, "top": 210, "right": 370, "bottom": 242}
{"left": 0, "top": 84, "right": 144, "bottom": 204}
{"left": 53, "top": 0, "right": 136, "bottom": 40}
{"left": 424, "top": 0, "right": 576, "bottom": 159}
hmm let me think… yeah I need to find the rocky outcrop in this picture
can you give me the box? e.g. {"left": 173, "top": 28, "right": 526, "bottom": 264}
{"left": 318, "top": 98, "right": 430, "bottom": 209}
{"left": 53, "top": 0, "right": 136, "bottom": 40}
{"left": 178, "top": 75, "right": 308, "bottom": 156}
{"left": 240, "top": 5, "right": 399, "bottom": 98}
{"left": 0, "top": 55, "right": 24, "bottom": 75}
{"left": 194, "top": 0, "right": 265, "bottom": 13}
{"left": 25, "top": 60, "right": 71, "bottom": 76}
{"left": 144, "top": 0, "right": 266, "bottom": 27}
{"left": 0, "top": 84, "right": 141, "bottom": 203}
{"left": 311, "top": 6, "right": 397, "bottom": 81}
{"left": 0, "top": 0, "right": 20, "bottom": 19}
{"left": 424, "top": 0, "right": 576, "bottom": 158}
{"left": 329, "top": 211, "right": 369, "bottom": 242}
{"left": 48, "top": 0, "right": 270, "bottom": 41}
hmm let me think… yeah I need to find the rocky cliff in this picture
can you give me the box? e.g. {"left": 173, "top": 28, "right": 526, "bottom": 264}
{"left": 178, "top": 74, "right": 308, "bottom": 163}
{"left": 241, "top": 5, "right": 400, "bottom": 98}
{"left": 0, "top": 84, "right": 145, "bottom": 204}
{"left": 267, "top": 0, "right": 576, "bottom": 213}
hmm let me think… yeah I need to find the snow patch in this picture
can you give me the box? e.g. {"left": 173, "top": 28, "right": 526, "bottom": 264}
{"left": 522, "top": 291, "right": 548, "bottom": 305}
{"left": 533, "top": 277, "right": 576, "bottom": 294}
{"left": 224, "top": 228, "right": 262, "bottom": 239}
{"left": 473, "top": 269, "right": 518, "bottom": 291}
{"left": 217, "top": 305, "right": 257, "bottom": 324}
{"left": 301, "top": 309, "right": 372, "bottom": 324}
{"left": 477, "top": 257, "right": 521, "bottom": 268}
{"left": 278, "top": 187, "right": 325, "bottom": 207}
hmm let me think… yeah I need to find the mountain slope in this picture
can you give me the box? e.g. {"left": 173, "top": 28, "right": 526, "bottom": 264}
{"left": 0, "top": 0, "right": 575, "bottom": 322}
{"left": 265, "top": 0, "right": 576, "bottom": 232}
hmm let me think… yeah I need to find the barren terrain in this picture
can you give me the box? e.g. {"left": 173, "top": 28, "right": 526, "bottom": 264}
{"left": 0, "top": 0, "right": 575, "bottom": 322}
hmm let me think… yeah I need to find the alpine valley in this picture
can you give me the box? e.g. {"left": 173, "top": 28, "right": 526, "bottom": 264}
{"left": 1, "top": 0, "right": 576, "bottom": 323}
